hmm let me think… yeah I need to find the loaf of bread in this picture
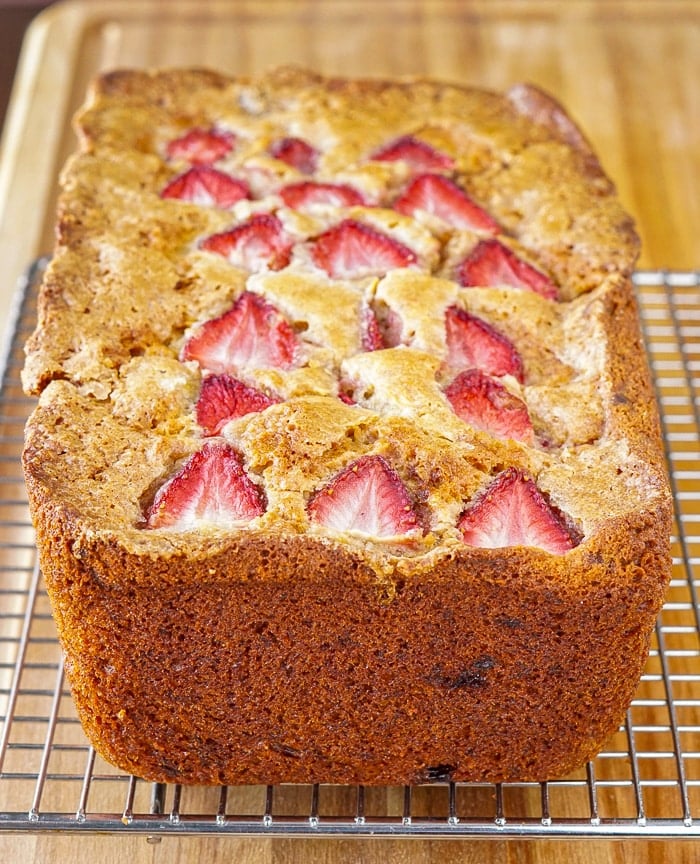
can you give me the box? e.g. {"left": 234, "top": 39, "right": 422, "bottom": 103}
{"left": 22, "top": 67, "right": 671, "bottom": 786}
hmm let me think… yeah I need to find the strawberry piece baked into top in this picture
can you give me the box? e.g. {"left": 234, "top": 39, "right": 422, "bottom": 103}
{"left": 22, "top": 68, "right": 671, "bottom": 788}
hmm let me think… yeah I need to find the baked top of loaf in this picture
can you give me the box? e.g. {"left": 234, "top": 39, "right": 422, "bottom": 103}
{"left": 22, "top": 67, "right": 667, "bottom": 578}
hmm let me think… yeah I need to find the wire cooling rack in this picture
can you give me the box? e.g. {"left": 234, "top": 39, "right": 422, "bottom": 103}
{"left": 0, "top": 262, "right": 698, "bottom": 839}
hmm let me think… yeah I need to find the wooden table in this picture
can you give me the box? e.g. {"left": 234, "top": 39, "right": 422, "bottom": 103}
{"left": 0, "top": 1, "right": 698, "bottom": 861}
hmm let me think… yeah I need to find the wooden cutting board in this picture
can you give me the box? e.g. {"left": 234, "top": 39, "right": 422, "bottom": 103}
{"left": 0, "top": 1, "right": 698, "bottom": 861}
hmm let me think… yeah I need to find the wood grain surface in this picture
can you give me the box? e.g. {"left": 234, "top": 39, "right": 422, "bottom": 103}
{"left": 0, "top": 1, "right": 699, "bottom": 861}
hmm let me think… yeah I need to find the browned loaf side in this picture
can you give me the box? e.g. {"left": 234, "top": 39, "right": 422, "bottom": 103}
{"left": 22, "top": 67, "right": 671, "bottom": 785}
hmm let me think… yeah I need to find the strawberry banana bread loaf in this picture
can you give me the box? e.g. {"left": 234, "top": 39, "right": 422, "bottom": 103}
{"left": 22, "top": 67, "right": 671, "bottom": 786}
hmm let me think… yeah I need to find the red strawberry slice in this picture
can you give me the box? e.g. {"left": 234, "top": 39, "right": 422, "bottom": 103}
{"left": 269, "top": 137, "right": 319, "bottom": 174}
{"left": 445, "top": 369, "right": 534, "bottom": 444}
{"left": 307, "top": 454, "right": 419, "bottom": 538}
{"left": 161, "top": 166, "right": 250, "bottom": 208}
{"left": 196, "top": 374, "right": 280, "bottom": 435}
{"left": 458, "top": 468, "right": 580, "bottom": 554}
{"left": 375, "top": 306, "right": 404, "bottom": 349}
{"left": 372, "top": 135, "right": 454, "bottom": 171}
{"left": 200, "top": 213, "right": 293, "bottom": 271}
{"left": 146, "top": 442, "right": 265, "bottom": 529}
{"left": 309, "top": 218, "right": 417, "bottom": 279}
{"left": 166, "top": 127, "right": 236, "bottom": 164}
{"left": 280, "top": 181, "right": 366, "bottom": 210}
{"left": 445, "top": 305, "right": 524, "bottom": 382}
{"left": 182, "top": 290, "right": 298, "bottom": 374}
{"left": 361, "top": 304, "right": 385, "bottom": 351}
{"left": 457, "top": 239, "right": 558, "bottom": 299}
{"left": 394, "top": 173, "right": 499, "bottom": 233}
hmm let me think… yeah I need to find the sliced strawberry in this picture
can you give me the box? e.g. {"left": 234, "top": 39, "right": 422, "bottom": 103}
{"left": 445, "top": 305, "right": 524, "bottom": 382}
{"left": 374, "top": 305, "right": 404, "bottom": 349}
{"left": 361, "top": 304, "right": 385, "bottom": 351}
{"left": 394, "top": 173, "right": 499, "bottom": 233}
{"left": 200, "top": 213, "right": 293, "bottom": 271}
{"left": 196, "top": 374, "right": 279, "bottom": 435}
{"left": 182, "top": 291, "right": 298, "bottom": 374}
{"left": 161, "top": 166, "right": 250, "bottom": 208}
{"left": 372, "top": 135, "right": 454, "bottom": 171}
{"left": 457, "top": 239, "right": 558, "bottom": 299}
{"left": 166, "top": 127, "right": 236, "bottom": 164}
{"left": 307, "top": 454, "right": 419, "bottom": 538}
{"left": 309, "top": 218, "right": 417, "bottom": 279}
{"left": 146, "top": 442, "right": 265, "bottom": 529}
{"left": 269, "top": 137, "right": 319, "bottom": 174}
{"left": 458, "top": 468, "right": 580, "bottom": 554}
{"left": 445, "top": 369, "right": 534, "bottom": 444}
{"left": 280, "top": 181, "right": 366, "bottom": 210}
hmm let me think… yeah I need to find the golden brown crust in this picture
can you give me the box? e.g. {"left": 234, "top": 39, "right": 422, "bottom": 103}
{"left": 31, "top": 492, "right": 669, "bottom": 784}
{"left": 22, "top": 68, "right": 671, "bottom": 785}
{"left": 507, "top": 83, "right": 602, "bottom": 170}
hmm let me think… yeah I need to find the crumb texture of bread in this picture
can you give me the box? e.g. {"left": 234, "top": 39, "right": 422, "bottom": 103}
{"left": 22, "top": 67, "right": 670, "bottom": 785}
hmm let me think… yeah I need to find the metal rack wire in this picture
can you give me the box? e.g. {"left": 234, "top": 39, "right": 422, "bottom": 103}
{"left": 0, "top": 262, "right": 698, "bottom": 838}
